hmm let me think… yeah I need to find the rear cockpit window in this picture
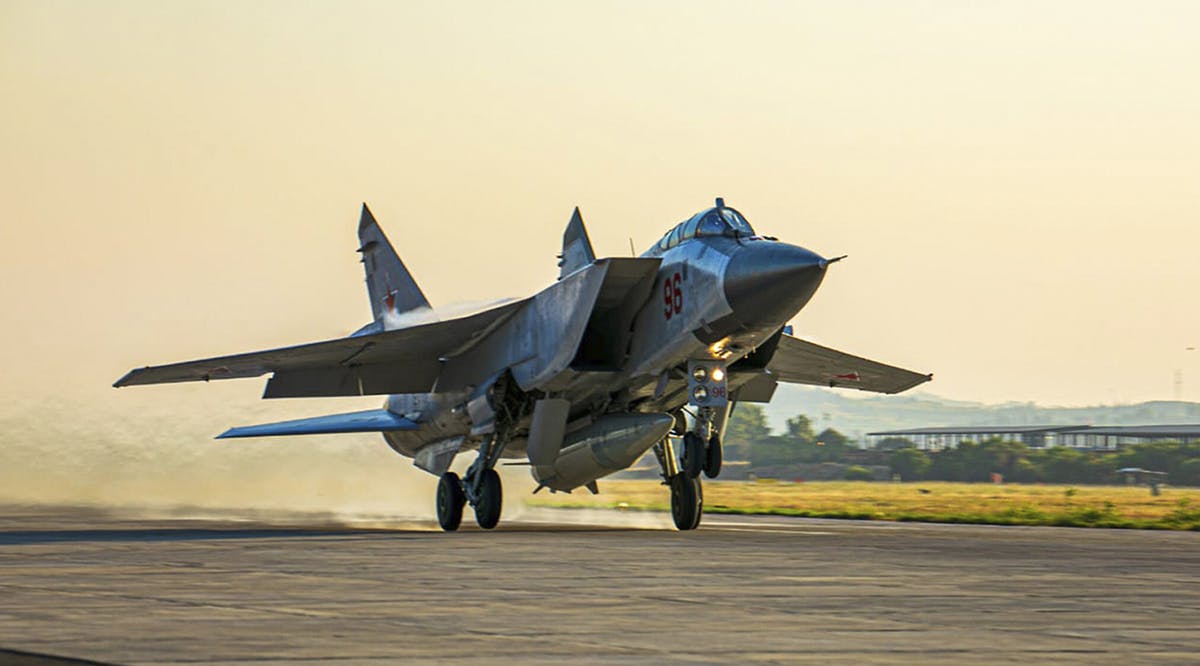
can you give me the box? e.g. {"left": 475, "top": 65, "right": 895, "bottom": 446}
{"left": 667, "top": 224, "right": 684, "bottom": 248}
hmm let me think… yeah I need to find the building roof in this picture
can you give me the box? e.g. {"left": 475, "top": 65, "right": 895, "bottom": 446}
{"left": 868, "top": 424, "right": 1200, "bottom": 439}
{"left": 868, "top": 425, "right": 1081, "bottom": 436}
{"left": 1063, "top": 425, "right": 1200, "bottom": 438}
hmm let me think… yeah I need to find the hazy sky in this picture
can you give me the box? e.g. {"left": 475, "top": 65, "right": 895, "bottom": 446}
{"left": 3, "top": 0, "right": 1199, "bottom": 409}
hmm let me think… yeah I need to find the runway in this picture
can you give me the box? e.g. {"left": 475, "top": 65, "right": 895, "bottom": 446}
{"left": 1, "top": 506, "right": 1198, "bottom": 665}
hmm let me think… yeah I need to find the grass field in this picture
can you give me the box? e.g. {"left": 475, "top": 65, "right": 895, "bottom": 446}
{"left": 529, "top": 480, "right": 1200, "bottom": 530}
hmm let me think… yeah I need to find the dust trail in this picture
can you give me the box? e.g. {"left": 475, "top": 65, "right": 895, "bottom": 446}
{"left": 0, "top": 394, "right": 442, "bottom": 523}
{"left": 0, "top": 393, "right": 672, "bottom": 531}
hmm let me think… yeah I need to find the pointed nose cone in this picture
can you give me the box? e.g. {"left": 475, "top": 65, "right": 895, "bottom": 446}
{"left": 723, "top": 243, "right": 828, "bottom": 329}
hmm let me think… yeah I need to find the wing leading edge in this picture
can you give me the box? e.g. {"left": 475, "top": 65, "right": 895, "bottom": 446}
{"left": 114, "top": 298, "right": 529, "bottom": 397}
{"left": 767, "top": 334, "right": 932, "bottom": 394}
{"left": 217, "top": 409, "right": 418, "bottom": 439}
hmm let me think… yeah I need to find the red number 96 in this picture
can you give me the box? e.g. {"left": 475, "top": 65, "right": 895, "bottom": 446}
{"left": 663, "top": 272, "right": 683, "bottom": 320}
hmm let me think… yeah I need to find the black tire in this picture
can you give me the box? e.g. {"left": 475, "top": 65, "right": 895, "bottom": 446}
{"left": 474, "top": 468, "right": 503, "bottom": 530}
{"left": 670, "top": 473, "right": 703, "bottom": 530}
{"left": 703, "top": 433, "right": 723, "bottom": 479}
{"left": 682, "top": 432, "right": 705, "bottom": 478}
{"left": 436, "top": 472, "right": 465, "bottom": 532}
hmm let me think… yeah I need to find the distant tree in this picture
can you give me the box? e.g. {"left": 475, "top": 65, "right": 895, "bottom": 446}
{"left": 889, "top": 448, "right": 930, "bottom": 481}
{"left": 749, "top": 436, "right": 802, "bottom": 467}
{"left": 814, "top": 427, "right": 850, "bottom": 449}
{"left": 785, "top": 414, "right": 815, "bottom": 443}
{"left": 723, "top": 404, "right": 771, "bottom": 461}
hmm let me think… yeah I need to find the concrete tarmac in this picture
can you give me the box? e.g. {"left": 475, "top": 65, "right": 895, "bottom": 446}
{"left": 1, "top": 505, "right": 1198, "bottom": 665}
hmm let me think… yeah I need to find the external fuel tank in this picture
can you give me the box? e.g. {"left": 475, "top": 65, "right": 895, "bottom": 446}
{"left": 531, "top": 412, "right": 673, "bottom": 492}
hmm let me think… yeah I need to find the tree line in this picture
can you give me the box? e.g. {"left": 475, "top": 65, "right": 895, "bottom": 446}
{"left": 724, "top": 404, "right": 1200, "bottom": 485}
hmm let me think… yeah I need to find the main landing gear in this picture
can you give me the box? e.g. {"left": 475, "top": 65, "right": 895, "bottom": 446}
{"left": 436, "top": 377, "right": 526, "bottom": 532}
{"left": 436, "top": 437, "right": 509, "bottom": 531}
{"left": 435, "top": 449, "right": 507, "bottom": 531}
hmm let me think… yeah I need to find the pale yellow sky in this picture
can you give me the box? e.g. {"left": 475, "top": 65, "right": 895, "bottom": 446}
{"left": 3, "top": 0, "right": 1199, "bottom": 410}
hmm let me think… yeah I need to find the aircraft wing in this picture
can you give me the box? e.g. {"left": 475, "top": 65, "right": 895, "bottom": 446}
{"left": 216, "top": 409, "right": 418, "bottom": 439}
{"left": 767, "top": 334, "right": 932, "bottom": 394}
{"left": 114, "top": 299, "right": 529, "bottom": 397}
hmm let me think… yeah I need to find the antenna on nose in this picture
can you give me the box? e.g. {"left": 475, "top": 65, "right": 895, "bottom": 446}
{"left": 715, "top": 197, "right": 725, "bottom": 208}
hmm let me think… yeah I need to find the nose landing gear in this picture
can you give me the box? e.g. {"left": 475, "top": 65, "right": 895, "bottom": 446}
{"left": 654, "top": 434, "right": 704, "bottom": 531}
{"left": 654, "top": 400, "right": 731, "bottom": 530}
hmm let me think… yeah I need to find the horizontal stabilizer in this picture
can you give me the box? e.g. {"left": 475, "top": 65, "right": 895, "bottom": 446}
{"left": 216, "top": 409, "right": 418, "bottom": 439}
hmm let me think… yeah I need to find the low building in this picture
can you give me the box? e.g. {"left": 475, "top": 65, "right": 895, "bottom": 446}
{"left": 866, "top": 424, "right": 1200, "bottom": 451}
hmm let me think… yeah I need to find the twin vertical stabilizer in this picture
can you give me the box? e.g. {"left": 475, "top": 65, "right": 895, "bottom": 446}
{"left": 558, "top": 207, "right": 596, "bottom": 280}
{"left": 358, "top": 204, "right": 431, "bottom": 322}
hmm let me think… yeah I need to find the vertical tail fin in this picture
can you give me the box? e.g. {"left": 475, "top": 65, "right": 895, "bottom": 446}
{"left": 557, "top": 207, "right": 596, "bottom": 280}
{"left": 357, "top": 203, "right": 430, "bottom": 321}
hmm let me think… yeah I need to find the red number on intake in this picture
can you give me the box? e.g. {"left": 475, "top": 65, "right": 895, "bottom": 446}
{"left": 663, "top": 272, "right": 683, "bottom": 320}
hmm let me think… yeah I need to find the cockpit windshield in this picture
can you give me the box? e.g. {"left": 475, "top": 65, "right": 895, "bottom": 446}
{"left": 645, "top": 204, "right": 758, "bottom": 255}
{"left": 719, "top": 208, "right": 754, "bottom": 235}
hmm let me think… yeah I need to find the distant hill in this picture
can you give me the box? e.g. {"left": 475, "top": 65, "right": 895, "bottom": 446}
{"left": 763, "top": 386, "right": 1200, "bottom": 444}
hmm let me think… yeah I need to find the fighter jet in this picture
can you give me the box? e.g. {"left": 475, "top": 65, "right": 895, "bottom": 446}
{"left": 115, "top": 199, "right": 931, "bottom": 530}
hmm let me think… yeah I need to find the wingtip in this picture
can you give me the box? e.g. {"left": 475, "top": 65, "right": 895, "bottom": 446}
{"left": 112, "top": 367, "right": 145, "bottom": 388}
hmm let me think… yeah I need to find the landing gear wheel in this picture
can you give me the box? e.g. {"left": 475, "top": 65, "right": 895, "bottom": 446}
{"left": 670, "top": 473, "right": 703, "bottom": 530}
{"left": 682, "top": 432, "right": 705, "bottom": 478}
{"left": 703, "top": 434, "right": 723, "bottom": 479}
{"left": 436, "top": 472, "right": 465, "bottom": 532}
{"left": 473, "top": 468, "right": 503, "bottom": 530}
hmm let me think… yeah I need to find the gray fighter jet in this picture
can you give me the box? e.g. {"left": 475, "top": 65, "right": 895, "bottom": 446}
{"left": 115, "top": 199, "right": 930, "bottom": 530}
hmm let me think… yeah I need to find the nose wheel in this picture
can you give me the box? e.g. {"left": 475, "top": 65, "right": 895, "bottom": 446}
{"left": 670, "top": 473, "right": 703, "bottom": 530}
{"left": 703, "top": 433, "right": 722, "bottom": 478}
{"left": 682, "top": 432, "right": 705, "bottom": 478}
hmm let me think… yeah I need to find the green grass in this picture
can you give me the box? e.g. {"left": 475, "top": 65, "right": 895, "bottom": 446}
{"left": 529, "top": 480, "right": 1200, "bottom": 530}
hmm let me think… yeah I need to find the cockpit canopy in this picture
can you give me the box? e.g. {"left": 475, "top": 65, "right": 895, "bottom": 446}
{"left": 646, "top": 202, "right": 757, "bottom": 256}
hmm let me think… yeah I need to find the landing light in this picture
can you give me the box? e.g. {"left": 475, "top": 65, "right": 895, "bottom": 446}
{"left": 711, "top": 367, "right": 725, "bottom": 383}
{"left": 692, "top": 385, "right": 708, "bottom": 402}
{"left": 692, "top": 366, "right": 708, "bottom": 383}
